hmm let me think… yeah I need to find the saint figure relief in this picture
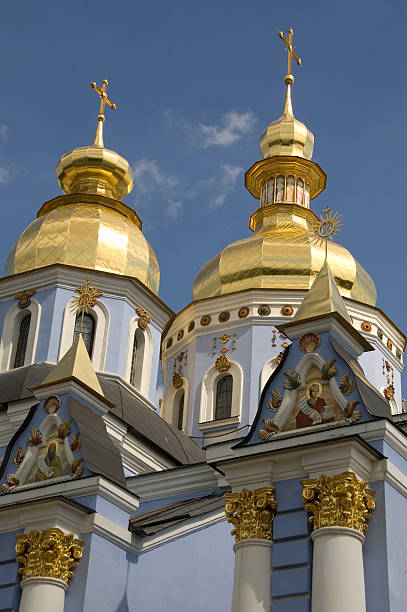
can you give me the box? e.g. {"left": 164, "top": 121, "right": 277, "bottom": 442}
{"left": 296, "top": 381, "right": 336, "bottom": 429}
{"left": 34, "top": 440, "right": 63, "bottom": 482}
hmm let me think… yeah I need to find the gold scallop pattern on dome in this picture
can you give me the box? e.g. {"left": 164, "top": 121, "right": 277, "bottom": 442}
{"left": 193, "top": 205, "right": 376, "bottom": 305}
{"left": 5, "top": 204, "right": 159, "bottom": 293}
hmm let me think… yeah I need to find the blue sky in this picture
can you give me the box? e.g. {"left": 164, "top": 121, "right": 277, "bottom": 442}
{"left": 0, "top": 2, "right": 405, "bottom": 342}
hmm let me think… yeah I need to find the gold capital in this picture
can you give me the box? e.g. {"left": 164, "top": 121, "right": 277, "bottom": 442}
{"left": 90, "top": 79, "right": 117, "bottom": 147}
{"left": 301, "top": 472, "right": 375, "bottom": 533}
{"left": 225, "top": 487, "right": 277, "bottom": 542}
{"left": 16, "top": 528, "right": 84, "bottom": 583}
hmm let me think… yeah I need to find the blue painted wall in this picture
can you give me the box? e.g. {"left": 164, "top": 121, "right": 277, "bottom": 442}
{"left": 0, "top": 530, "right": 22, "bottom": 612}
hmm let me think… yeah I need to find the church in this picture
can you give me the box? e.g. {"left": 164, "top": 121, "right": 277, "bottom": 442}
{"left": 0, "top": 29, "right": 406, "bottom": 612}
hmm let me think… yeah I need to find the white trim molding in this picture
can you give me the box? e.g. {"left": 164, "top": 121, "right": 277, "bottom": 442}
{"left": 199, "top": 361, "right": 243, "bottom": 424}
{"left": 59, "top": 297, "right": 109, "bottom": 371}
{"left": 0, "top": 298, "right": 41, "bottom": 371}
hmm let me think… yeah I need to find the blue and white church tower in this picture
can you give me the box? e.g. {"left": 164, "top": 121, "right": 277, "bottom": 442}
{"left": 0, "top": 35, "right": 406, "bottom": 612}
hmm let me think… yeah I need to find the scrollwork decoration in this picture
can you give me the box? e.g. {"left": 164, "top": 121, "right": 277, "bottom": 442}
{"left": 225, "top": 487, "right": 277, "bottom": 542}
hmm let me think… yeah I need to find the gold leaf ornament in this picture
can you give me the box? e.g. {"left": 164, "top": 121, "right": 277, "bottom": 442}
{"left": 225, "top": 487, "right": 278, "bottom": 542}
{"left": 15, "top": 528, "right": 84, "bottom": 583}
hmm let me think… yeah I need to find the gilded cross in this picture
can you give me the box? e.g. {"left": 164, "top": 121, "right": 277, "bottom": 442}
{"left": 278, "top": 28, "right": 301, "bottom": 77}
{"left": 90, "top": 79, "right": 117, "bottom": 146}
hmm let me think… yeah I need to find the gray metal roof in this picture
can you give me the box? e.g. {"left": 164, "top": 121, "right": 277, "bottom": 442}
{"left": 0, "top": 364, "right": 205, "bottom": 467}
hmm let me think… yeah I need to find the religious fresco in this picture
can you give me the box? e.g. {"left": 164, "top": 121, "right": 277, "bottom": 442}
{"left": 1, "top": 395, "right": 83, "bottom": 494}
{"left": 256, "top": 332, "right": 364, "bottom": 442}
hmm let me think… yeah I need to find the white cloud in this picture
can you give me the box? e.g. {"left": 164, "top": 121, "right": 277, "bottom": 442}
{"left": 0, "top": 167, "right": 9, "bottom": 185}
{"left": 209, "top": 163, "right": 243, "bottom": 209}
{"left": 164, "top": 109, "right": 257, "bottom": 148}
{"left": 167, "top": 199, "right": 183, "bottom": 218}
{"left": 133, "top": 159, "right": 178, "bottom": 193}
{"left": 200, "top": 110, "right": 257, "bottom": 147}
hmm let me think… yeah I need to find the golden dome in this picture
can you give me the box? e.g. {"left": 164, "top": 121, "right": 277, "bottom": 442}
{"left": 5, "top": 79, "right": 160, "bottom": 293}
{"left": 260, "top": 81, "right": 314, "bottom": 160}
{"left": 193, "top": 204, "right": 376, "bottom": 305}
{"left": 5, "top": 200, "right": 159, "bottom": 293}
{"left": 193, "top": 34, "right": 376, "bottom": 307}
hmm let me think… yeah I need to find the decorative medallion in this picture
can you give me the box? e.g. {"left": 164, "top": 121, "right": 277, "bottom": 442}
{"left": 225, "top": 487, "right": 277, "bottom": 542}
{"left": 281, "top": 305, "right": 294, "bottom": 317}
{"left": 215, "top": 355, "right": 231, "bottom": 372}
{"left": 200, "top": 315, "right": 212, "bottom": 326}
{"left": 11, "top": 447, "right": 25, "bottom": 467}
{"left": 188, "top": 321, "right": 195, "bottom": 332}
{"left": 14, "top": 289, "right": 36, "bottom": 309}
{"left": 267, "top": 390, "right": 282, "bottom": 410}
{"left": 44, "top": 395, "right": 61, "bottom": 415}
{"left": 71, "top": 281, "right": 103, "bottom": 317}
{"left": 136, "top": 307, "right": 152, "bottom": 330}
{"left": 177, "top": 330, "right": 184, "bottom": 341}
{"left": 383, "top": 384, "right": 395, "bottom": 401}
{"left": 219, "top": 334, "right": 231, "bottom": 344}
{"left": 377, "top": 329, "right": 383, "bottom": 340}
{"left": 238, "top": 306, "right": 249, "bottom": 318}
{"left": 218, "top": 311, "right": 230, "bottom": 322}
{"left": 387, "top": 339, "right": 393, "bottom": 351}
{"left": 166, "top": 338, "right": 173, "bottom": 349}
{"left": 173, "top": 372, "right": 183, "bottom": 388}
{"left": 282, "top": 341, "right": 289, "bottom": 348}
{"left": 299, "top": 332, "right": 321, "bottom": 353}
{"left": 301, "top": 472, "right": 375, "bottom": 533}
{"left": 339, "top": 373, "right": 356, "bottom": 396}
{"left": 258, "top": 304, "right": 271, "bottom": 316}
{"left": 361, "top": 321, "right": 372, "bottom": 333}
{"left": 15, "top": 527, "right": 84, "bottom": 583}
{"left": 70, "top": 433, "right": 81, "bottom": 454}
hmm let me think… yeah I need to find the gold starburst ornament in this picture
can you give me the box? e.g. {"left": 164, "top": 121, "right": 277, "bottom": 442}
{"left": 70, "top": 281, "right": 103, "bottom": 332}
{"left": 312, "top": 207, "right": 343, "bottom": 259}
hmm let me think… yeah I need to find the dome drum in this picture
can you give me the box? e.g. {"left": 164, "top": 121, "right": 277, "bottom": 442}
{"left": 245, "top": 156, "right": 326, "bottom": 202}
{"left": 260, "top": 175, "right": 310, "bottom": 208}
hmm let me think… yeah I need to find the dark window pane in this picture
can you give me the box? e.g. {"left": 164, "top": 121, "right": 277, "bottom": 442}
{"left": 14, "top": 313, "right": 31, "bottom": 368}
{"left": 215, "top": 375, "right": 233, "bottom": 420}
{"left": 74, "top": 313, "right": 95, "bottom": 357}
{"left": 130, "top": 332, "right": 138, "bottom": 387}
{"left": 177, "top": 393, "right": 185, "bottom": 430}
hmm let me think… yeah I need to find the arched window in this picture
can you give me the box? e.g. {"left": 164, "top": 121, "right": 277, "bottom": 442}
{"left": 176, "top": 392, "right": 185, "bottom": 431}
{"left": 130, "top": 332, "right": 138, "bottom": 387}
{"left": 74, "top": 313, "right": 95, "bottom": 357}
{"left": 13, "top": 313, "right": 31, "bottom": 368}
{"left": 215, "top": 375, "right": 233, "bottom": 420}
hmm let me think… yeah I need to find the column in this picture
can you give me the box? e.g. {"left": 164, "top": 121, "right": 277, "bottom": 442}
{"left": 15, "top": 527, "right": 84, "bottom": 612}
{"left": 225, "top": 486, "right": 277, "bottom": 612}
{"left": 301, "top": 471, "right": 375, "bottom": 612}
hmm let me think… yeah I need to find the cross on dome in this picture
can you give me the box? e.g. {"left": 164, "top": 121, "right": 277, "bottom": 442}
{"left": 90, "top": 79, "right": 117, "bottom": 147}
{"left": 278, "top": 28, "right": 302, "bottom": 83}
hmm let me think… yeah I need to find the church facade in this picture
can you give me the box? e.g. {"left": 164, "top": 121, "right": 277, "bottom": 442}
{"left": 0, "top": 32, "right": 406, "bottom": 612}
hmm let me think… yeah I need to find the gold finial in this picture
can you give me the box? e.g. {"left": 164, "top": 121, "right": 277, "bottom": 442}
{"left": 312, "top": 207, "right": 344, "bottom": 261}
{"left": 70, "top": 280, "right": 103, "bottom": 333}
{"left": 278, "top": 28, "right": 301, "bottom": 81}
{"left": 90, "top": 79, "right": 117, "bottom": 147}
{"left": 278, "top": 28, "right": 301, "bottom": 116}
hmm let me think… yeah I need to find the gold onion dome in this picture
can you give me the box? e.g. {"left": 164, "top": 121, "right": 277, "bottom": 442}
{"left": 5, "top": 80, "right": 159, "bottom": 294}
{"left": 193, "top": 30, "right": 376, "bottom": 306}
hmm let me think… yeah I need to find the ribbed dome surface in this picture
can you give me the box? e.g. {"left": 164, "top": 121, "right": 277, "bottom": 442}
{"left": 5, "top": 203, "right": 160, "bottom": 293}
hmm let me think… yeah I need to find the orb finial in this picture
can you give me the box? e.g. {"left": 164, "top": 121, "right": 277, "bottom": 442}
{"left": 90, "top": 79, "right": 117, "bottom": 147}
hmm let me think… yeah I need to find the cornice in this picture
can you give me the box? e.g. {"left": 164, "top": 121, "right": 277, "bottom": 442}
{"left": 0, "top": 264, "right": 173, "bottom": 331}
{"left": 127, "top": 463, "right": 223, "bottom": 501}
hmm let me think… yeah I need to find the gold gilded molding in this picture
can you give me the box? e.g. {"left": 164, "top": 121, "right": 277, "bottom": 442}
{"left": 301, "top": 472, "right": 375, "bottom": 533}
{"left": 16, "top": 528, "right": 84, "bottom": 583}
{"left": 225, "top": 487, "right": 278, "bottom": 542}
